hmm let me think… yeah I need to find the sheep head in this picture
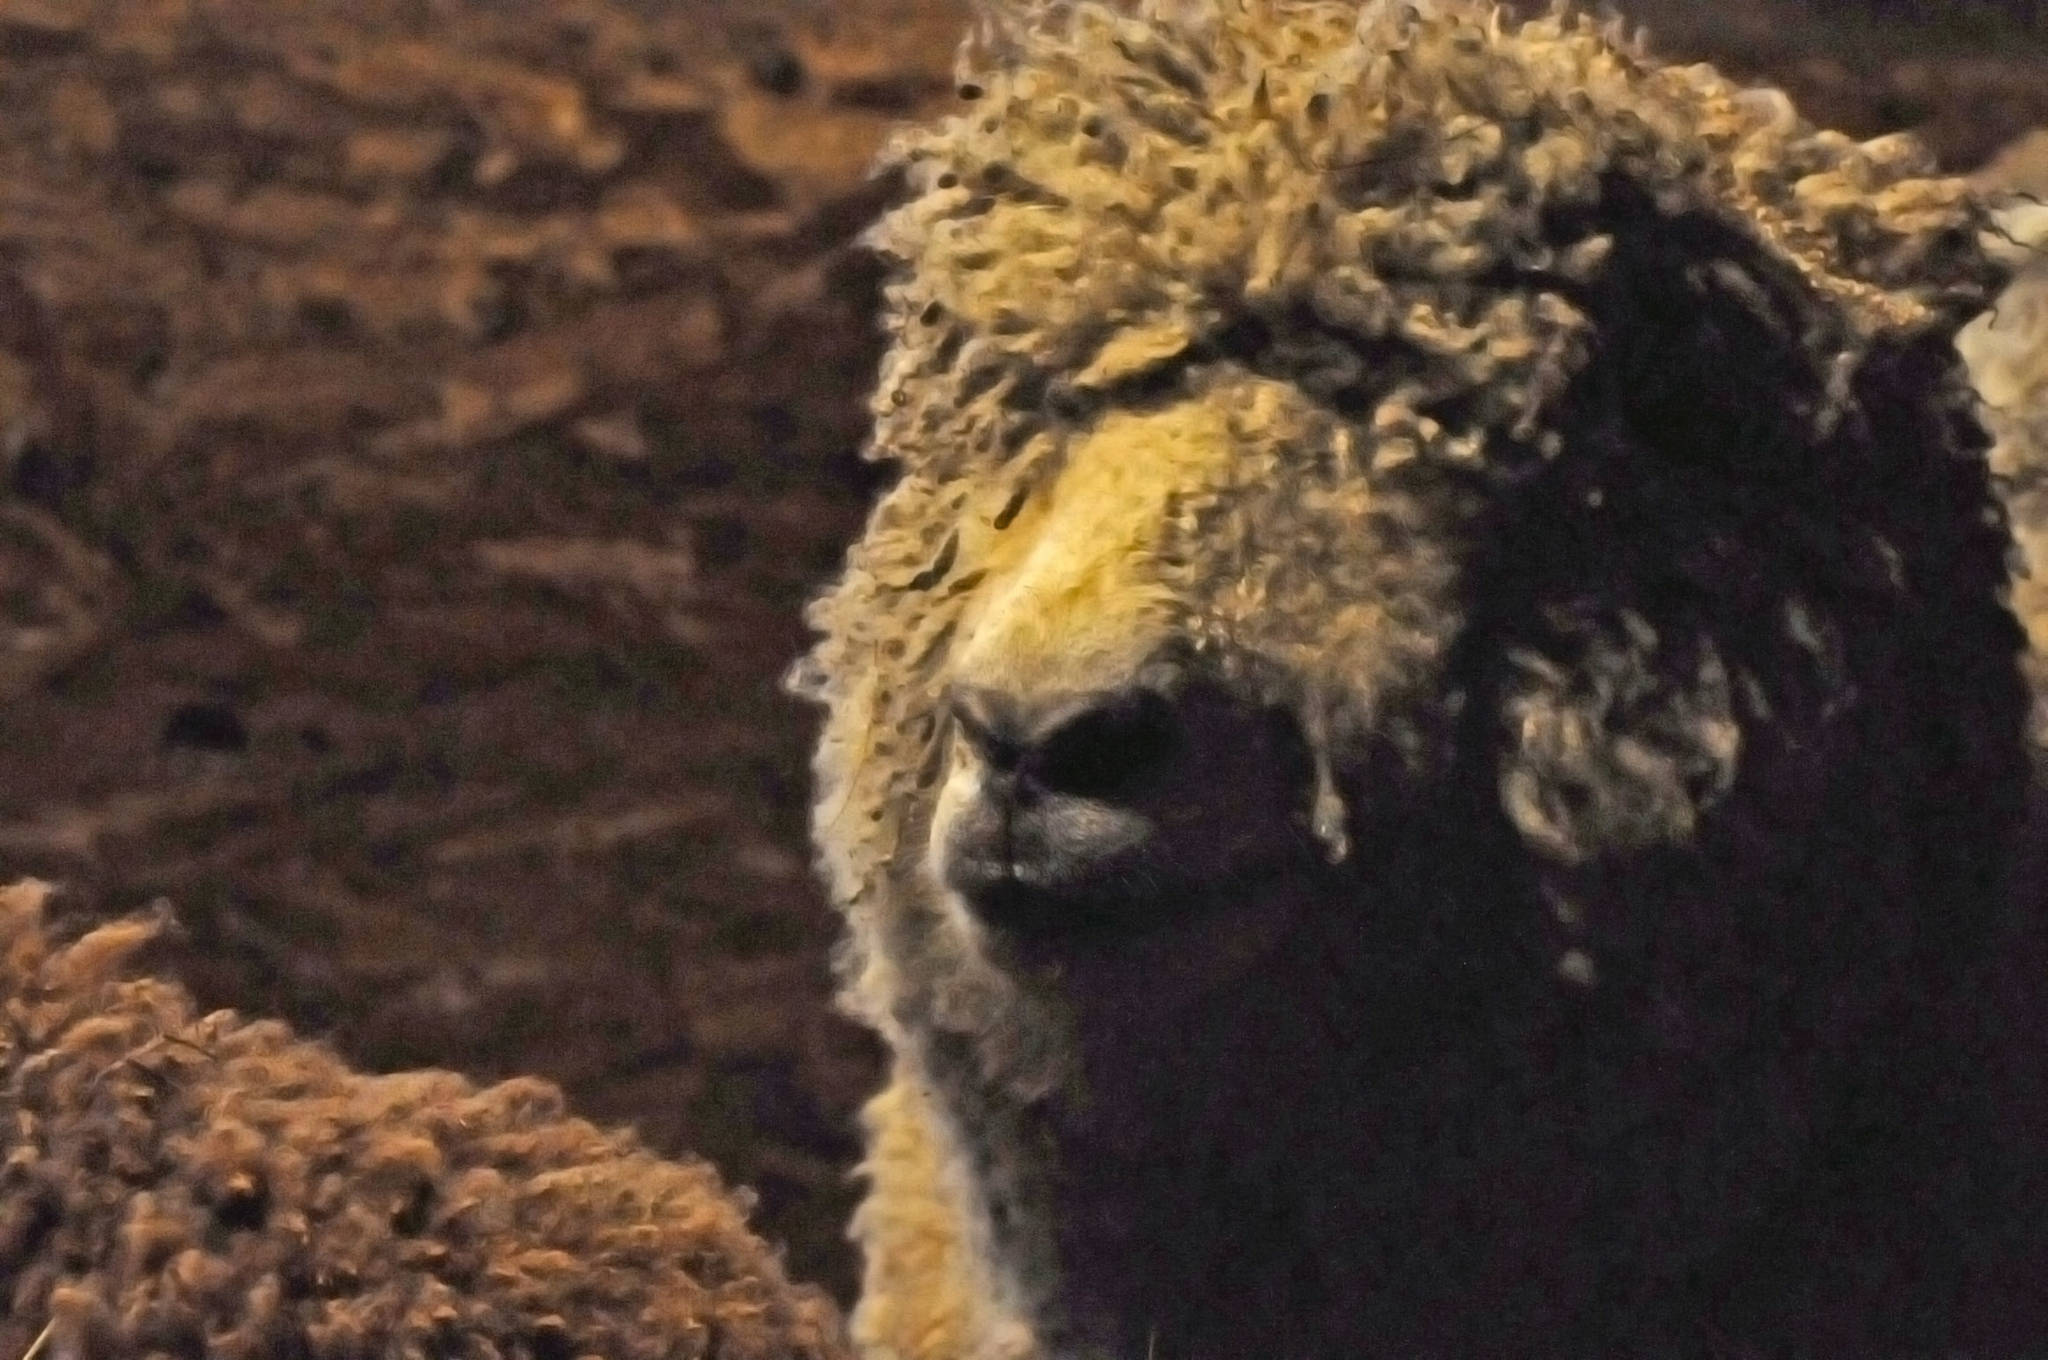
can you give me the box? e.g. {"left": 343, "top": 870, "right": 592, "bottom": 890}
{"left": 793, "top": 0, "right": 2032, "bottom": 1353}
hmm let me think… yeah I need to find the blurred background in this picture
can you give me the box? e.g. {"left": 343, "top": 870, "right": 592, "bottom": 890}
{"left": 0, "top": 0, "right": 2040, "bottom": 1304}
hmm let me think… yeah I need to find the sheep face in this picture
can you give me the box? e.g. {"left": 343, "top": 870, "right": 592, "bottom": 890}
{"left": 794, "top": 1, "right": 2034, "bottom": 1354}
{"left": 823, "top": 345, "right": 2026, "bottom": 1358}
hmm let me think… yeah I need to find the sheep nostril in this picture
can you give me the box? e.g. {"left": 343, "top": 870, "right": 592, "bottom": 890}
{"left": 949, "top": 688, "right": 1025, "bottom": 772}
{"left": 1031, "top": 689, "right": 1179, "bottom": 799}
{"left": 949, "top": 684, "right": 1181, "bottom": 799}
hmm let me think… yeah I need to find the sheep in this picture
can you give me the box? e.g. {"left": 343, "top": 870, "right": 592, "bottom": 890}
{"left": 0, "top": 879, "right": 854, "bottom": 1360}
{"left": 787, "top": 0, "right": 2046, "bottom": 1355}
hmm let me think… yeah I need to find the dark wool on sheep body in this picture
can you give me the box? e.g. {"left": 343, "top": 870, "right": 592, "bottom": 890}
{"left": 796, "top": 1, "right": 2048, "bottom": 1357}
{"left": 0, "top": 882, "right": 853, "bottom": 1360}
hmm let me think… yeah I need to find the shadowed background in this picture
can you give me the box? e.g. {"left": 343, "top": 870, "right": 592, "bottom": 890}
{"left": 0, "top": 0, "right": 2040, "bottom": 1302}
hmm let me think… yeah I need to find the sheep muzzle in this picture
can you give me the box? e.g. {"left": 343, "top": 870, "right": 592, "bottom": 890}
{"left": 929, "top": 676, "right": 1321, "bottom": 952}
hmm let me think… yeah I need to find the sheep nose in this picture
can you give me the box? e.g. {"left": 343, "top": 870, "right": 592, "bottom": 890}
{"left": 948, "top": 684, "right": 1180, "bottom": 801}
{"left": 941, "top": 683, "right": 1178, "bottom": 937}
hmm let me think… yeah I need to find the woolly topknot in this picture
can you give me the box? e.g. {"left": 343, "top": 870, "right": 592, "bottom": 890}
{"left": 0, "top": 882, "right": 851, "bottom": 1360}
{"left": 795, "top": 0, "right": 2008, "bottom": 1026}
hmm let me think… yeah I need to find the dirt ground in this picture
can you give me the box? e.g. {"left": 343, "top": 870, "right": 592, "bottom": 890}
{"left": 0, "top": 0, "right": 2041, "bottom": 1305}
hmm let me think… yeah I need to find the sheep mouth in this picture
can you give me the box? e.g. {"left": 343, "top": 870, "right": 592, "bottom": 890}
{"left": 950, "top": 868, "right": 1146, "bottom": 945}
{"left": 950, "top": 848, "right": 1310, "bottom": 958}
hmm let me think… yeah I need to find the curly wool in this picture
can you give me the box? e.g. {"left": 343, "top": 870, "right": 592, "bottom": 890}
{"left": 0, "top": 881, "right": 851, "bottom": 1360}
{"left": 796, "top": 0, "right": 2007, "bottom": 1032}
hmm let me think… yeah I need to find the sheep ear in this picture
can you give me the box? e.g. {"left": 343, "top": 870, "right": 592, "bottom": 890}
{"left": 1496, "top": 610, "right": 1742, "bottom": 867}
